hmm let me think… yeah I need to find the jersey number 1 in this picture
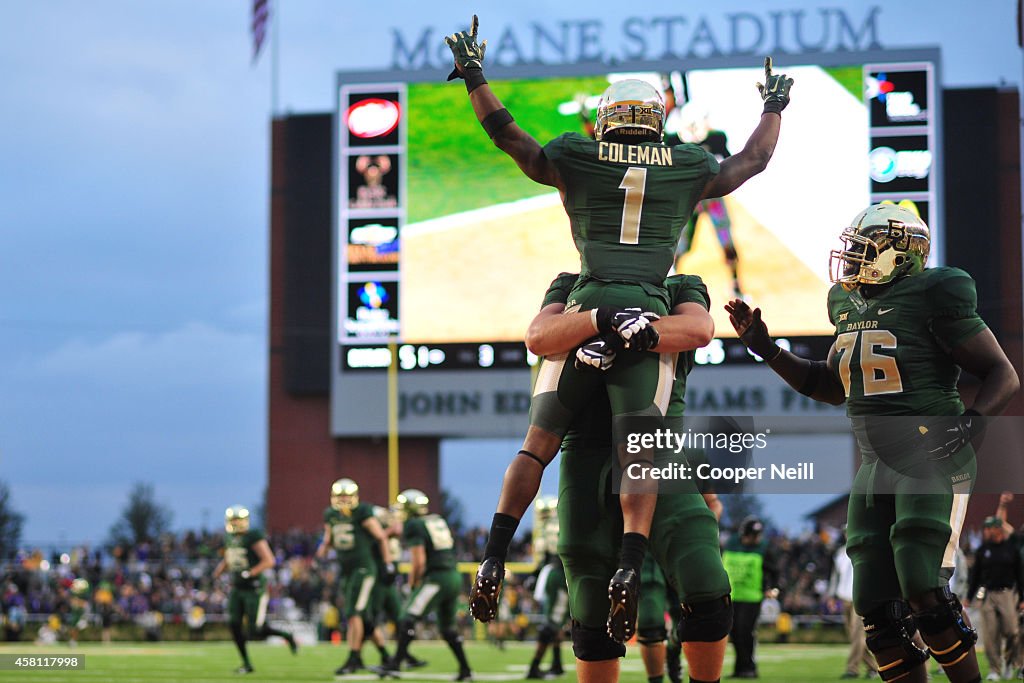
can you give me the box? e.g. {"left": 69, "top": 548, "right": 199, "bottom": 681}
{"left": 618, "top": 167, "right": 647, "bottom": 245}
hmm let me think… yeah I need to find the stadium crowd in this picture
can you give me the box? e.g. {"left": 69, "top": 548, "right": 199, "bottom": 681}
{"left": 0, "top": 516, "right": 997, "bottom": 645}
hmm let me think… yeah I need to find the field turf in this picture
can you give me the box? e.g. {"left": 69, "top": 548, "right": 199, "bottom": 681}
{"left": 0, "top": 639, "right": 917, "bottom": 683}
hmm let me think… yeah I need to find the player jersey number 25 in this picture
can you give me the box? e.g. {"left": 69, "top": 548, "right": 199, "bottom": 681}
{"left": 834, "top": 329, "right": 903, "bottom": 397}
{"left": 225, "top": 547, "right": 250, "bottom": 571}
{"left": 424, "top": 516, "right": 454, "bottom": 551}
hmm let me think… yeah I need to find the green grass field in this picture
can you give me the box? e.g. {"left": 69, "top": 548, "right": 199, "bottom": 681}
{"left": 0, "top": 640, "right": 882, "bottom": 683}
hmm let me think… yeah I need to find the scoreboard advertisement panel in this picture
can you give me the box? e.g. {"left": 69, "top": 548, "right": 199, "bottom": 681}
{"left": 330, "top": 51, "right": 940, "bottom": 435}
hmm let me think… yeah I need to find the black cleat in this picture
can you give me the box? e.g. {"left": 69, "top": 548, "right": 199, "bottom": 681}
{"left": 469, "top": 557, "right": 504, "bottom": 623}
{"left": 547, "top": 664, "right": 565, "bottom": 677}
{"left": 287, "top": 636, "right": 299, "bottom": 655}
{"left": 606, "top": 568, "right": 640, "bottom": 643}
{"left": 404, "top": 655, "right": 428, "bottom": 669}
{"left": 455, "top": 668, "right": 473, "bottom": 681}
{"left": 235, "top": 664, "right": 254, "bottom": 674}
{"left": 526, "top": 663, "right": 544, "bottom": 680}
{"left": 336, "top": 658, "right": 365, "bottom": 675}
{"left": 368, "top": 658, "right": 401, "bottom": 679}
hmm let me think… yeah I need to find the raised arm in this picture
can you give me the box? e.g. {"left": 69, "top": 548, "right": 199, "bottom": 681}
{"left": 700, "top": 57, "right": 793, "bottom": 201}
{"left": 446, "top": 16, "right": 561, "bottom": 189}
{"left": 726, "top": 298, "right": 846, "bottom": 406}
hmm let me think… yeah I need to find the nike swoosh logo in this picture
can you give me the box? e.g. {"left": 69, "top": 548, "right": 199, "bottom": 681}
{"left": 877, "top": 308, "right": 894, "bottom": 315}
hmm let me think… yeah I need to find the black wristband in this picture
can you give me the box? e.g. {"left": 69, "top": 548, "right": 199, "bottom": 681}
{"left": 594, "top": 306, "right": 616, "bottom": 333}
{"left": 762, "top": 100, "right": 785, "bottom": 115}
{"left": 464, "top": 67, "right": 487, "bottom": 93}
{"left": 481, "top": 108, "right": 514, "bottom": 139}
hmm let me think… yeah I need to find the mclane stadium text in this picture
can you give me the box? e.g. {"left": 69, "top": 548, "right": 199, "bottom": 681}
{"left": 391, "top": 7, "right": 882, "bottom": 69}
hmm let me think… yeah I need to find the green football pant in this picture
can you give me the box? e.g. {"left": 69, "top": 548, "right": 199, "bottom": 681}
{"left": 372, "top": 581, "right": 402, "bottom": 624}
{"left": 228, "top": 588, "right": 269, "bottom": 633}
{"left": 847, "top": 459, "right": 974, "bottom": 616}
{"left": 557, "top": 444, "right": 730, "bottom": 629}
{"left": 401, "top": 569, "right": 462, "bottom": 631}
{"left": 542, "top": 562, "right": 570, "bottom": 628}
{"left": 530, "top": 281, "right": 673, "bottom": 440}
{"left": 341, "top": 566, "right": 377, "bottom": 618}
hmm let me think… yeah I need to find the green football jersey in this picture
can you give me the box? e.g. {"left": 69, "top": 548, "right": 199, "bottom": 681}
{"left": 541, "top": 271, "right": 710, "bottom": 447}
{"left": 403, "top": 513, "right": 457, "bottom": 572}
{"left": 826, "top": 267, "right": 987, "bottom": 417}
{"left": 370, "top": 505, "right": 401, "bottom": 575}
{"left": 323, "top": 502, "right": 377, "bottom": 572}
{"left": 543, "top": 132, "right": 719, "bottom": 286}
{"left": 224, "top": 528, "right": 266, "bottom": 590}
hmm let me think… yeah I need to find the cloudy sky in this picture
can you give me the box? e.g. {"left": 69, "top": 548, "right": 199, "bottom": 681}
{"left": 2, "top": 1, "right": 1020, "bottom": 547}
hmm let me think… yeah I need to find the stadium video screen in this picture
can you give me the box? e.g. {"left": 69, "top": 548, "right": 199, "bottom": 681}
{"left": 336, "top": 61, "right": 937, "bottom": 368}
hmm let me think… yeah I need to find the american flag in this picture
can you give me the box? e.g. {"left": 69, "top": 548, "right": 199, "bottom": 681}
{"left": 251, "top": 0, "right": 270, "bottom": 63}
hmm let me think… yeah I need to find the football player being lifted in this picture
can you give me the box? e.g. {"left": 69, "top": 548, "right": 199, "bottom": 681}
{"left": 444, "top": 14, "right": 792, "bottom": 643}
{"left": 726, "top": 203, "right": 1020, "bottom": 683}
{"left": 316, "top": 479, "right": 394, "bottom": 675}
{"left": 213, "top": 505, "right": 298, "bottom": 675}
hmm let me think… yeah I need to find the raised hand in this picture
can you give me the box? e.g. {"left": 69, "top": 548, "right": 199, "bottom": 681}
{"left": 757, "top": 56, "right": 794, "bottom": 114}
{"left": 445, "top": 14, "right": 488, "bottom": 81}
{"left": 725, "top": 298, "right": 780, "bottom": 361}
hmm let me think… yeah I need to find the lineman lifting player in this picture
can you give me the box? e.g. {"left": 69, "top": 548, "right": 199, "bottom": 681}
{"left": 443, "top": 13, "right": 793, "bottom": 646}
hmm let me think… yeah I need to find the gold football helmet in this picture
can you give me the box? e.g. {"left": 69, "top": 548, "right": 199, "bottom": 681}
{"left": 830, "top": 203, "right": 930, "bottom": 289}
{"left": 224, "top": 505, "right": 250, "bottom": 534}
{"left": 595, "top": 79, "right": 665, "bottom": 142}
{"left": 535, "top": 496, "right": 558, "bottom": 522}
{"left": 331, "top": 478, "right": 360, "bottom": 513}
{"left": 396, "top": 488, "right": 430, "bottom": 517}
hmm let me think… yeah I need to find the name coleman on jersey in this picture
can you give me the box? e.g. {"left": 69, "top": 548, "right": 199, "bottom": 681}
{"left": 598, "top": 142, "right": 675, "bottom": 166}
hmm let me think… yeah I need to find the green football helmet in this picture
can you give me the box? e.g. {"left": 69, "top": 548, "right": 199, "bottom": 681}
{"left": 331, "top": 478, "right": 359, "bottom": 514}
{"left": 224, "top": 505, "right": 250, "bottom": 534}
{"left": 594, "top": 79, "right": 665, "bottom": 142}
{"left": 830, "top": 202, "right": 930, "bottom": 289}
{"left": 396, "top": 488, "right": 430, "bottom": 517}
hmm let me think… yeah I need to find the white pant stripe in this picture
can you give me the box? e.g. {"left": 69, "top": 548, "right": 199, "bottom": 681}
{"left": 408, "top": 583, "right": 441, "bottom": 617}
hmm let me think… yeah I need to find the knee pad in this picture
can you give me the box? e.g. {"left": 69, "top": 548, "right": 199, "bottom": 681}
{"left": 442, "top": 629, "right": 463, "bottom": 647}
{"left": 913, "top": 587, "right": 977, "bottom": 669}
{"left": 677, "top": 595, "right": 732, "bottom": 643}
{"left": 636, "top": 625, "right": 667, "bottom": 646}
{"left": 863, "top": 601, "right": 929, "bottom": 682}
{"left": 571, "top": 620, "right": 626, "bottom": 661}
{"left": 538, "top": 624, "right": 557, "bottom": 645}
{"left": 398, "top": 618, "right": 416, "bottom": 640}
